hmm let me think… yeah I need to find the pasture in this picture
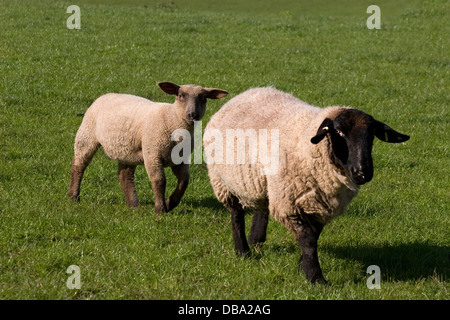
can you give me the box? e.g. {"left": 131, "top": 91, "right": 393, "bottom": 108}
{"left": 0, "top": 0, "right": 448, "bottom": 299}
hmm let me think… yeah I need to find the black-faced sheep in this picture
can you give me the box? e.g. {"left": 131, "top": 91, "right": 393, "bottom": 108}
{"left": 68, "top": 82, "right": 228, "bottom": 214}
{"left": 203, "top": 87, "right": 409, "bottom": 283}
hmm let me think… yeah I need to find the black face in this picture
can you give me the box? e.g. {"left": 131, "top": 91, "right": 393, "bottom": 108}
{"left": 331, "top": 110, "right": 375, "bottom": 185}
{"left": 311, "top": 109, "right": 410, "bottom": 185}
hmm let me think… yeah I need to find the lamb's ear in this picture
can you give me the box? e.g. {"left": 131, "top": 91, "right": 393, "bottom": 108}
{"left": 311, "top": 118, "right": 334, "bottom": 144}
{"left": 205, "top": 88, "right": 228, "bottom": 99}
{"left": 158, "top": 82, "right": 180, "bottom": 95}
{"left": 374, "top": 120, "right": 410, "bottom": 143}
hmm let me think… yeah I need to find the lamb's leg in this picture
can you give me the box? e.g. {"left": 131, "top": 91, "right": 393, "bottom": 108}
{"left": 287, "top": 217, "right": 326, "bottom": 284}
{"left": 165, "top": 164, "right": 190, "bottom": 212}
{"left": 117, "top": 163, "right": 139, "bottom": 208}
{"left": 68, "top": 157, "right": 85, "bottom": 201}
{"left": 225, "top": 195, "right": 250, "bottom": 256}
{"left": 144, "top": 162, "right": 167, "bottom": 214}
{"left": 151, "top": 177, "right": 166, "bottom": 214}
{"left": 68, "top": 142, "right": 99, "bottom": 201}
{"left": 248, "top": 210, "right": 269, "bottom": 245}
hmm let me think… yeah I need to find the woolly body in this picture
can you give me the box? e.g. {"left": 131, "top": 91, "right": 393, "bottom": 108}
{"left": 69, "top": 83, "right": 228, "bottom": 213}
{"left": 204, "top": 87, "right": 359, "bottom": 226}
{"left": 74, "top": 93, "right": 192, "bottom": 168}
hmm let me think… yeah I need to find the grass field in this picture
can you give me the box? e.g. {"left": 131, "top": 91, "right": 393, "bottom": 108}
{"left": 0, "top": 0, "right": 448, "bottom": 300}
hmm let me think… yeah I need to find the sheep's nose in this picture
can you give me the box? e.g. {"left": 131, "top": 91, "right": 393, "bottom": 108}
{"left": 352, "top": 167, "right": 365, "bottom": 179}
{"left": 186, "top": 112, "right": 199, "bottom": 122}
{"left": 351, "top": 166, "right": 373, "bottom": 184}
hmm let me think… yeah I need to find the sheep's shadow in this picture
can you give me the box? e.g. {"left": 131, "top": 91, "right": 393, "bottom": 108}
{"left": 188, "top": 196, "right": 225, "bottom": 211}
{"left": 322, "top": 241, "right": 449, "bottom": 282}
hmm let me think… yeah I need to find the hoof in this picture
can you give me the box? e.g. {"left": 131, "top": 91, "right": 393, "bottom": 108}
{"left": 310, "top": 276, "right": 328, "bottom": 285}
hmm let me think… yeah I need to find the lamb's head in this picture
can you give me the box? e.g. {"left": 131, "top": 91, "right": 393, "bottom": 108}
{"left": 311, "top": 109, "right": 410, "bottom": 185}
{"left": 158, "top": 82, "right": 228, "bottom": 125}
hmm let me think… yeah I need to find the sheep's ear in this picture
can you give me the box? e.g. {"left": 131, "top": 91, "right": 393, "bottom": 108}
{"left": 158, "top": 82, "right": 180, "bottom": 95}
{"left": 205, "top": 88, "right": 228, "bottom": 99}
{"left": 311, "top": 118, "right": 334, "bottom": 144}
{"left": 374, "top": 120, "right": 410, "bottom": 143}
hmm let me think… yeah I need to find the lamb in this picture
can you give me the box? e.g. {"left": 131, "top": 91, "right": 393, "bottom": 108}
{"left": 68, "top": 82, "right": 228, "bottom": 214}
{"left": 203, "top": 87, "right": 409, "bottom": 284}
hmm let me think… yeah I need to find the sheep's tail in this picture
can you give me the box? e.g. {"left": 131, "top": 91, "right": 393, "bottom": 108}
{"left": 76, "top": 113, "right": 84, "bottom": 117}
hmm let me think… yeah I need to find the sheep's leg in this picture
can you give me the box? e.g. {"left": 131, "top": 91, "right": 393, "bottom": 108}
{"left": 68, "top": 158, "right": 86, "bottom": 201}
{"left": 144, "top": 162, "right": 167, "bottom": 214}
{"left": 117, "top": 163, "right": 139, "bottom": 208}
{"left": 151, "top": 177, "right": 167, "bottom": 214}
{"left": 225, "top": 195, "right": 250, "bottom": 256}
{"left": 248, "top": 210, "right": 269, "bottom": 245}
{"left": 287, "top": 217, "right": 326, "bottom": 284}
{"left": 298, "top": 221, "right": 326, "bottom": 284}
{"left": 165, "top": 164, "right": 190, "bottom": 212}
{"left": 68, "top": 142, "right": 99, "bottom": 201}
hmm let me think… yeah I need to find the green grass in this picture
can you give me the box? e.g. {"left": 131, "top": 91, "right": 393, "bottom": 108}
{"left": 0, "top": 0, "right": 449, "bottom": 299}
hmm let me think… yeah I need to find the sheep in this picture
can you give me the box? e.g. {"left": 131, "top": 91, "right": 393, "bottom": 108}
{"left": 203, "top": 87, "right": 409, "bottom": 284}
{"left": 68, "top": 82, "right": 228, "bottom": 214}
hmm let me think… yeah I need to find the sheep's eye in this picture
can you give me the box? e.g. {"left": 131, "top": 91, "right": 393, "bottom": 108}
{"left": 336, "top": 129, "right": 345, "bottom": 137}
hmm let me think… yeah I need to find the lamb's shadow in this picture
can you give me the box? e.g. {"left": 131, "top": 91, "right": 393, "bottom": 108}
{"left": 322, "top": 241, "right": 449, "bottom": 281}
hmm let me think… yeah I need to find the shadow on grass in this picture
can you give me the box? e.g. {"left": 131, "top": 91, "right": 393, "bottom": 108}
{"left": 189, "top": 196, "right": 225, "bottom": 210}
{"left": 323, "top": 242, "right": 450, "bottom": 281}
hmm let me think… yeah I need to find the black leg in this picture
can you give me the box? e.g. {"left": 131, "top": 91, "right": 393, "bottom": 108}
{"left": 225, "top": 195, "right": 250, "bottom": 256}
{"left": 248, "top": 210, "right": 269, "bottom": 245}
{"left": 297, "top": 220, "right": 326, "bottom": 284}
{"left": 285, "top": 216, "right": 326, "bottom": 284}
